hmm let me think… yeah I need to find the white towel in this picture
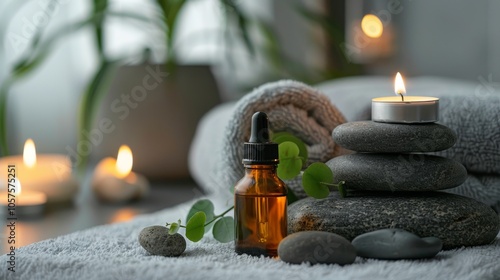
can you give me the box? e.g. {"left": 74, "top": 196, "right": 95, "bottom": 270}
{"left": 2, "top": 194, "right": 499, "bottom": 280}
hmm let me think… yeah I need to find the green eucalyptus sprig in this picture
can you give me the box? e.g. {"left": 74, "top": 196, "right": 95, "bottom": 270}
{"left": 302, "top": 162, "right": 346, "bottom": 198}
{"left": 272, "top": 132, "right": 347, "bottom": 199}
{"left": 166, "top": 199, "right": 235, "bottom": 243}
{"left": 165, "top": 131, "right": 347, "bottom": 243}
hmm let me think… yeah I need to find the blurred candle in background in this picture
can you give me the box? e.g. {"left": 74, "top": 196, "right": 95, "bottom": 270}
{"left": 0, "top": 139, "right": 79, "bottom": 203}
{"left": 0, "top": 179, "right": 47, "bottom": 216}
{"left": 92, "top": 145, "right": 149, "bottom": 203}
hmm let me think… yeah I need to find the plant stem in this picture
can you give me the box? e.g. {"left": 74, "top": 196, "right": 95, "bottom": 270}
{"left": 320, "top": 181, "right": 345, "bottom": 188}
{"left": 203, "top": 206, "right": 234, "bottom": 227}
{"left": 214, "top": 206, "right": 234, "bottom": 219}
{"left": 320, "top": 181, "right": 347, "bottom": 198}
{"left": 166, "top": 206, "right": 235, "bottom": 229}
{"left": 166, "top": 223, "right": 186, "bottom": 229}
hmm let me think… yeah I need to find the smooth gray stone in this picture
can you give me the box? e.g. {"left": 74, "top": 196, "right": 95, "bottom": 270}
{"left": 139, "top": 226, "right": 186, "bottom": 257}
{"left": 278, "top": 231, "right": 356, "bottom": 265}
{"left": 352, "top": 228, "right": 442, "bottom": 260}
{"left": 332, "top": 121, "right": 457, "bottom": 153}
{"left": 326, "top": 153, "right": 467, "bottom": 191}
{"left": 288, "top": 192, "right": 500, "bottom": 249}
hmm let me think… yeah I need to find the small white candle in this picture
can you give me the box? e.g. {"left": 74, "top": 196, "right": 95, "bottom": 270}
{"left": 92, "top": 145, "right": 149, "bottom": 203}
{"left": 0, "top": 179, "right": 47, "bottom": 216}
{"left": 372, "top": 72, "right": 439, "bottom": 123}
{"left": 0, "top": 139, "right": 79, "bottom": 203}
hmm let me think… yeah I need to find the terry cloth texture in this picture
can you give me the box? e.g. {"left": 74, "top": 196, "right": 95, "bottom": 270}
{"left": 2, "top": 194, "right": 499, "bottom": 280}
{"left": 190, "top": 77, "right": 500, "bottom": 207}
{"left": 190, "top": 80, "right": 346, "bottom": 200}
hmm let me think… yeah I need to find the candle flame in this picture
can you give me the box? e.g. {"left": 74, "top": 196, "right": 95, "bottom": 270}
{"left": 361, "top": 14, "right": 384, "bottom": 38}
{"left": 395, "top": 72, "right": 406, "bottom": 95}
{"left": 23, "top": 139, "right": 37, "bottom": 168}
{"left": 116, "top": 145, "right": 133, "bottom": 178}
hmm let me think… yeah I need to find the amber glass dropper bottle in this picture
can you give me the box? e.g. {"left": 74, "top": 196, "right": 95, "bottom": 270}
{"left": 234, "top": 112, "right": 288, "bottom": 257}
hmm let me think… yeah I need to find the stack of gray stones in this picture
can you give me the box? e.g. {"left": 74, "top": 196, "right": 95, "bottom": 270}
{"left": 288, "top": 121, "right": 500, "bottom": 249}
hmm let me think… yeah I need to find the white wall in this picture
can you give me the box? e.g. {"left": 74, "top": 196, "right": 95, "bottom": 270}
{"left": 399, "top": 0, "right": 489, "bottom": 80}
{"left": 488, "top": 0, "right": 500, "bottom": 77}
{"left": 356, "top": 0, "right": 500, "bottom": 82}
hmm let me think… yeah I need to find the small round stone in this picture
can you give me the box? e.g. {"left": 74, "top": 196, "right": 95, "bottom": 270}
{"left": 326, "top": 153, "right": 467, "bottom": 191}
{"left": 288, "top": 192, "right": 500, "bottom": 249}
{"left": 332, "top": 121, "right": 457, "bottom": 153}
{"left": 138, "top": 226, "right": 186, "bottom": 257}
{"left": 352, "top": 228, "right": 442, "bottom": 259}
{"left": 278, "top": 231, "right": 356, "bottom": 265}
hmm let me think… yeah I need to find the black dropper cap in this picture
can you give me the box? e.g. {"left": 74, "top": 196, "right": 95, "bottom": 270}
{"left": 243, "top": 112, "right": 279, "bottom": 165}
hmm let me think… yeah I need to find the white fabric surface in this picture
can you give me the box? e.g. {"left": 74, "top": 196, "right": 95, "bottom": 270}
{"left": 1, "top": 194, "right": 499, "bottom": 280}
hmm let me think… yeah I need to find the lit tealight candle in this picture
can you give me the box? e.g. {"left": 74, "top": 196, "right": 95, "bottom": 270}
{"left": 372, "top": 72, "right": 439, "bottom": 123}
{"left": 92, "top": 145, "right": 149, "bottom": 203}
{"left": 0, "top": 139, "right": 79, "bottom": 203}
{"left": 0, "top": 179, "right": 47, "bottom": 217}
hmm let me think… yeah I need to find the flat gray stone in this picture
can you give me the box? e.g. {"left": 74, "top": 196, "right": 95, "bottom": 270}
{"left": 288, "top": 192, "right": 500, "bottom": 249}
{"left": 278, "top": 231, "right": 356, "bottom": 265}
{"left": 332, "top": 121, "right": 456, "bottom": 153}
{"left": 139, "top": 226, "right": 186, "bottom": 257}
{"left": 326, "top": 153, "right": 467, "bottom": 191}
{"left": 352, "top": 228, "right": 442, "bottom": 259}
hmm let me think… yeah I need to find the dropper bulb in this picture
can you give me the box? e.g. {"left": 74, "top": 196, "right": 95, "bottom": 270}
{"left": 243, "top": 112, "right": 278, "bottom": 165}
{"left": 249, "top": 112, "right": 270, "bottom": 143}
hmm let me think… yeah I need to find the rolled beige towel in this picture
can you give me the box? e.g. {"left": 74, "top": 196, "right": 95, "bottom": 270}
{"left": 190, "top": 80, "right": 346, "bottom": 200}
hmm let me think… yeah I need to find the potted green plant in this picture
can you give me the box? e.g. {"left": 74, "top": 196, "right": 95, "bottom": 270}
{"left": 0, "top": 0, "right": 256, "bottom": 179}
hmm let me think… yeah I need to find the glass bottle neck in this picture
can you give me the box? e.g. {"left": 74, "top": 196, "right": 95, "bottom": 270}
{"left": 244, "top": 164, "right": 278, "bottom": 175}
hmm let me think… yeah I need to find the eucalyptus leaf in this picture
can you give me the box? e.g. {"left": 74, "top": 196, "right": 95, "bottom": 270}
{"left": 212, "top": 216, "right": 235, "bottom": 243}
{"left": 168, "top": 222, "right": 180, "bottom": 235}
{"left": 277, "top": 141, "right": 303, "bottom": 180}
{"left": 186, "top": 211, "right": 206, "bottom": 242}
{"left": 302, "top": 162, "right": 334, "bottom": 199}
{"left": 272, "top": 132, "right": 308, "bottom": 165}
{"left": 186, "top": 199, "right": 215, "bottom": 232}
